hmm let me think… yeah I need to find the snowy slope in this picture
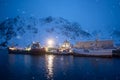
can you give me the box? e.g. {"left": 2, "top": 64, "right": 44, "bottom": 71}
{"left": 0, "top": 16, "right": 91, "bottom": 48}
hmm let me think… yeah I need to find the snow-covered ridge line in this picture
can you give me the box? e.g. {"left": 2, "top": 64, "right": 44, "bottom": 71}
{"left": 0, "top": 16, "right": 90, "bottom": 48}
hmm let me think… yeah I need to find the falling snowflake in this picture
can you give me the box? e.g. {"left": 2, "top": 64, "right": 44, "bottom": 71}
{"left": 95, "top": 0, "right": 99, "bottom": 2}
{"left": 17, "top": 9, "right": 20, "bottom": 12}
{"left": 6, "top": 17, "right": 9, "bottom": 19}
{"left": 22, "top": 11, "right": 26, "bottom": 14}
{"left": 16, "top": 35, "right": 21, "bottom": 39}
{"left": 95, "top": 0, "right": 99, "bottom": 3}
{"left": 110, "top": 36, "right": 113, "bottom": 39}
{"left": 56, "top": 36, "right": 58, "bottom": 38}
{"left": 119, "top": 2, "right": 120, "bottom": 6}
{"left": 30, "top": 14, "right": 34, "bottom": 16}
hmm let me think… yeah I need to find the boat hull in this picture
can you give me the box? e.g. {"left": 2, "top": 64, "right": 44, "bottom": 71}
{"left": 8, "top": 48, "right": 45, "bottom": 55}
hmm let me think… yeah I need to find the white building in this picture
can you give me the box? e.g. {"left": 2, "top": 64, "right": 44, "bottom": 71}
{"left": 75, "top": 40, "right": 114, "bottom": 49}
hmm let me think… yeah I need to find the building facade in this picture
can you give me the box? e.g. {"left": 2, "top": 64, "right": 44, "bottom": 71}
{"left": 75, "top": 40, "right": 114, "bottom": 49}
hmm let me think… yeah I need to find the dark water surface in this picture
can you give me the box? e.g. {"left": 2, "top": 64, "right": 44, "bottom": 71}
{"left": 0, "top": 50, "right": 120, "bottom": 80}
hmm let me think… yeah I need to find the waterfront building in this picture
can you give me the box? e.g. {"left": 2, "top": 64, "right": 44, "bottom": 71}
{"left": 75, "top": 40, "right": 114, "bottom": 49}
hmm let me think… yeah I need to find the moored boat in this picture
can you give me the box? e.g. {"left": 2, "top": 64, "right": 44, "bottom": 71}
{"left": 8, "top": 42, "right": 46, "bottom": 54}
{"left": 112, "top": 48, "right": 120, "bottom": 57}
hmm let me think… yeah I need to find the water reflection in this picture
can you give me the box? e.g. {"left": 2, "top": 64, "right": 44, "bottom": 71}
{"left": 23, "top": 55, "right": 31, "bottom": 68}
{"left": 9, "top": 54, "right": 16, "bottom": 65}
{"left": 45, "top": 55, "right": 55, "bottom": 79}
{"left": 1, "top": 50, "right": 120, "bottom": 80}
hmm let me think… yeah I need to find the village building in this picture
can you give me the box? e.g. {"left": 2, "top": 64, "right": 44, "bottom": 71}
{"left": 75, "top": 40, "right": 114, "bottom": 49}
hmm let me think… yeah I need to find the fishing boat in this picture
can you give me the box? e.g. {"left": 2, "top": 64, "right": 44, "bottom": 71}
{"left": 8, "top": 42, "right": 46, "bottom": 54}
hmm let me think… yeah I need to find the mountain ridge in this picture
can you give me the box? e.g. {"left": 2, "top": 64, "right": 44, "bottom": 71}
{"left": 0, "top": 16, "right": 91, "bottom": 48}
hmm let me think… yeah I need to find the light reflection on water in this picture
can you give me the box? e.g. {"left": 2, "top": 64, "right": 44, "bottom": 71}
{"left": 45, "top": 55, "right": 55, "bottom": 80}
{"left": 0, "top": 50, "right": 120, "bottom": 80}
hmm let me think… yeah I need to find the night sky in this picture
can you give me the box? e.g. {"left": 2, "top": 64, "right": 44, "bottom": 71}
{"left": 0, "top": 0, "right": 120, "bottom": 31}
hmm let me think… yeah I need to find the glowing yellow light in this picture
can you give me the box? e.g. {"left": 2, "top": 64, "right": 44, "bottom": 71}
{"left": 9, "top": 47, "right": 16, "bottom": 50}
{"left": 25, "top": 47, "right": 31, "bottom": 51}
{"left": 62, "top": 44, "right": 65, "bottom": 47}
{"left": 66, "top": 44, "right": 69, "bottom": 48}
{"left": 48, "top": 39, "right": 53, "bottom": 45}
{"left": 69, "top": 49, "right": 72, "bottom": 53}
{"left": 47, "top": 39, "right": 54, "bottom": 47}
{"left": 45, "top": 55, "right": 54, "bottom": 79}
{"left": 45, "top": 47, "right": 49, "bottom": 52}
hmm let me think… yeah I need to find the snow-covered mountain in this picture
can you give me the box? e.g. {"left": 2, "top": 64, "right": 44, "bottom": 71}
{"left": 0, "top": 16, "right": 91, "bottom": 48}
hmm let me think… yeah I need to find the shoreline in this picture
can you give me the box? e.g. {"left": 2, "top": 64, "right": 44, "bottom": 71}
{"left": 8, "top": 50, "right": 114, "bottom": 58}
{"left": 0, "top": 48, "right": 118, "bottom": 58}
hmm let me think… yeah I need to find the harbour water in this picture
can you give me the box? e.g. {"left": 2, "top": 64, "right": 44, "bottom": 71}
{"left": 0, "top": 50, "right": 120, "bottom": 80}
